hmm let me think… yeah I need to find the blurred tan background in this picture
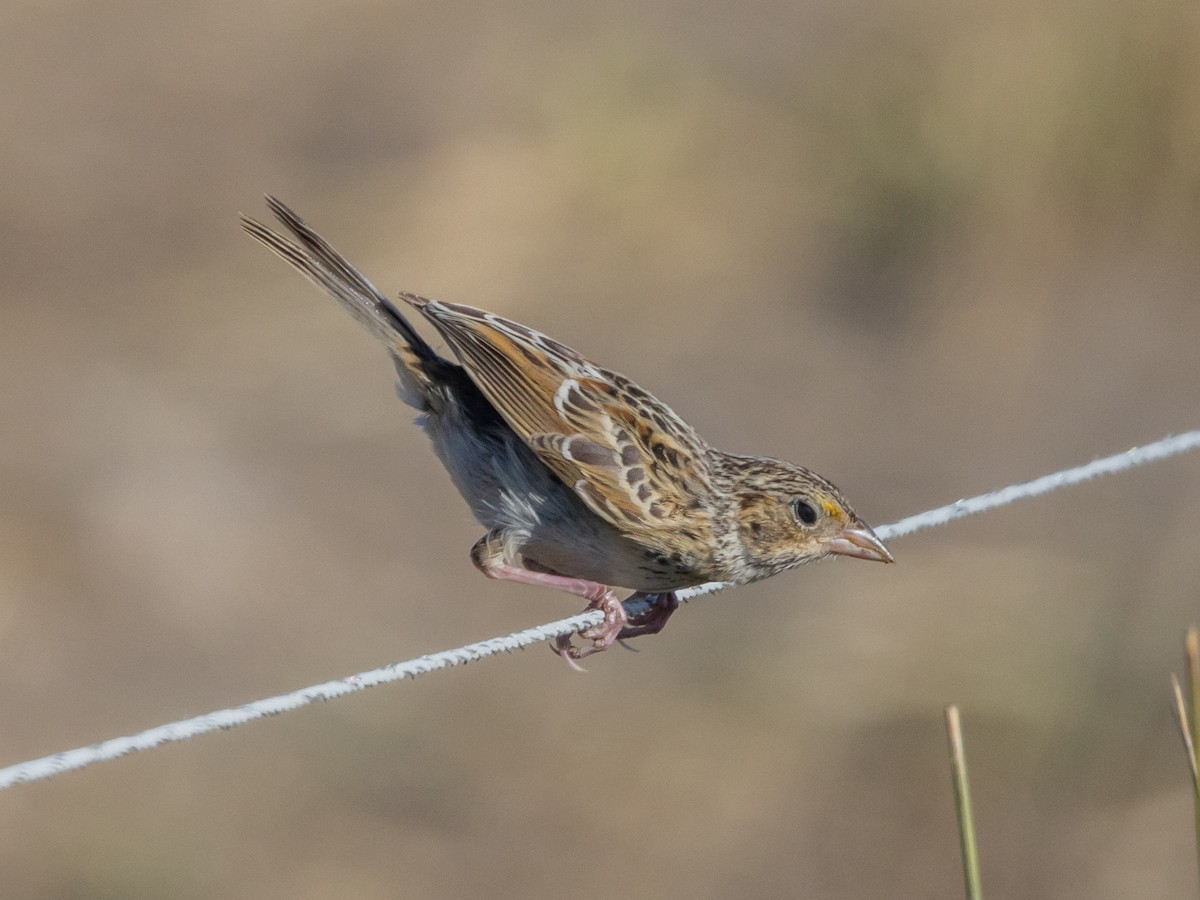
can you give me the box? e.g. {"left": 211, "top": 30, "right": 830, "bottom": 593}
{"left": 2, "top": 0, "right": 1199, "bottom": 897}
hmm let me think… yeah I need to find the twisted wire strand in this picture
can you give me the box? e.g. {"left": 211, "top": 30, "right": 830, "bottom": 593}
{"left": 1, "top": 429, "right": 1198, "bottom": 790}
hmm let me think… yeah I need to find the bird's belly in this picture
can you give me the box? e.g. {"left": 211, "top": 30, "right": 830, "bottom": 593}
{"left": 513, "top": 476, "right": 717, "bottom": 591}
{"left": 424, "top": 405, "right": 713, "bottom": 591}
{"left": 521, "top": 526, "right": 709, "bottom": 592}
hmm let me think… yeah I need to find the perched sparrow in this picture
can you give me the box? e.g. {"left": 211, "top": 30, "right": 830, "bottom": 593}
{"left": 242, "top": 197, "right": 892, "bottom": 663}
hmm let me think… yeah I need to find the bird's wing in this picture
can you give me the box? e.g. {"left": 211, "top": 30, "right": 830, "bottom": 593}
{"left": 404, "top": 295, "right": 717, "bottom": 543}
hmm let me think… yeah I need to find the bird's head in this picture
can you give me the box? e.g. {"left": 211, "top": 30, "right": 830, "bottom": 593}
{"left": 722, "top": 455, "right": 893, "bottom": 578}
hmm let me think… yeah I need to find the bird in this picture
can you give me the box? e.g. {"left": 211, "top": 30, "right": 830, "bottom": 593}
{"left": 241, "top": 196, "right": 893, "bottom": 664}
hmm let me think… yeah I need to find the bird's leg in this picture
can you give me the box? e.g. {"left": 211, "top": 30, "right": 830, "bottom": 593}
{"left": 480, "top": 563, "right": 626, "bottom": 664}
{"left": 617, "top": 591, "right": 680, "bottom": 642}
{"left": 470, "top": 533, "right": 627, "bottom": 666}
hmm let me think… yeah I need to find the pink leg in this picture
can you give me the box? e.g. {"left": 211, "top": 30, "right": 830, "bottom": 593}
{"left": 477, "top": 560, "right": 628, "bottom": 665}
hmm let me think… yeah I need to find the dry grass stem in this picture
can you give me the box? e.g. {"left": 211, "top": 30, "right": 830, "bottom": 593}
{"left": 945, "top": 705, "right": 983, "bottom": 900}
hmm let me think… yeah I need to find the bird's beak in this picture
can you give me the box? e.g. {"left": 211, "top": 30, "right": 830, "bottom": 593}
{"left": 826, "top": 521, "right": 894, "bottom": 564}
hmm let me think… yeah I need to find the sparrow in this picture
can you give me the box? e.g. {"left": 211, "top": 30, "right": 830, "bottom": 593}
{"left": 241, "top": 196, "right": 893, "bottom": 664}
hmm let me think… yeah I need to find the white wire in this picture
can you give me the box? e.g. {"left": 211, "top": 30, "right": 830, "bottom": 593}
{"left": 875, "top": 430, "right": 1200, "bottom": 541}
{"left": 1, "top": 428, "right": 1198, "bottom": 790}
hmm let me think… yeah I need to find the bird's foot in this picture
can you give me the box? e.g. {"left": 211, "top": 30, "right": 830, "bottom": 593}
{"left": 617, "top": 591, "right": 679, "bottom": 642}
{"left": 553, "top": 590, "right": 628, "bottom": 668}
{"left": 555, "top": 591, "right": 680, "bottom": 666}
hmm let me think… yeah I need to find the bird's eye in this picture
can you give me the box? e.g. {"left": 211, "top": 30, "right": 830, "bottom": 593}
{"left": 792, "top": 499, "right": 818, "bottom": 526}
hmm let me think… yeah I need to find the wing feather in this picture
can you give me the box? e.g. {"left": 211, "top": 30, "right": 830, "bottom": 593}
{"left": 404, "top": 295, "right": 716, "bottom": 541}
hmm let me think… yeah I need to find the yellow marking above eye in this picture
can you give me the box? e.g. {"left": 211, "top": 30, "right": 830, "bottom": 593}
{"left": 820, "top": 500, "right": 842, "bottom": 519}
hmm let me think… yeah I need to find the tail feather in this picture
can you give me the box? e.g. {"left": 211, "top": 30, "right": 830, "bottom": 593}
{"left": 241, "top": 196, "right": 441, "bottom": 409}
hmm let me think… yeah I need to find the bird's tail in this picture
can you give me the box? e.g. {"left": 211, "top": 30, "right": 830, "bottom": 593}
{"left": 241, "top": 195, "right": 441, "bottom": 410}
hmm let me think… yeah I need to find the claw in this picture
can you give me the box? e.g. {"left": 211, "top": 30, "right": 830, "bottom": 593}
{"left": 551, "top": 589, "right": 628, "bottom": 666}
{"left": 552, "top": 636, "right": 589, "bottom": 672}
{"left": 551, "top": 591, "right": 681, "bottom": 665}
